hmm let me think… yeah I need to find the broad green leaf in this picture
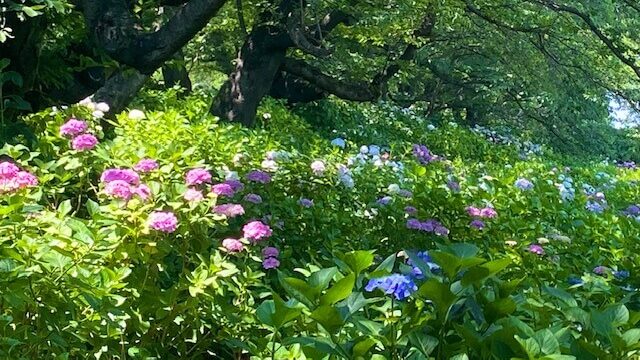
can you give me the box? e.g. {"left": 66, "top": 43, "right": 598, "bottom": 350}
{"left": 320, "top": 272, "right": 355, "bottom": 305}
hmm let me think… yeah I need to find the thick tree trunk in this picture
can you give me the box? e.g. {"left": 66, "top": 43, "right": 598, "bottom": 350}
{"left": 93, "top": 69, "right": 150, "bottom": 114}
{"left": 210, "top": 28, "right": 289, "bottom": 126}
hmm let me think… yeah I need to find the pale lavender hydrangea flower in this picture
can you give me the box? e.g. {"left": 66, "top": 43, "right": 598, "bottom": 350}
{"left": 213, "top": 203, "right": 245, "bottom": 217}
{"left": 528, "top": 244, "right": 544, "bottom": 255}
{"left": 311, "top": 160, "right": 326, "bottom": 175}
{"left": 222, "top": 238, "right": 244, "bottom": 252}
{"left": 184, "top": 188, "right": 204, "bottom": 202}
{"left": 133, "top": 184, "right": 151, "bottom": 201}
{"left": 404, "top": 206, "right": 417, "bottom": 215}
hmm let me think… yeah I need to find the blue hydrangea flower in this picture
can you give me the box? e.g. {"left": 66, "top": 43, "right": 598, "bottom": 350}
{"left": 407, "top": 251, "right": 441, "bottom": 279}
{"left": 586, "top": 201, "right": 605, "bottom": 214}
{"left": 567, "top": 276, "right": 584, "bottom": 286}
{"left": 614, "top": 270, "right": 630, "bottom": 280}
{"left": 514, "top": 178, "right": 534, "bottom": 191}
{"left": 365, "top": 274, "right": 417, "bottom": 300}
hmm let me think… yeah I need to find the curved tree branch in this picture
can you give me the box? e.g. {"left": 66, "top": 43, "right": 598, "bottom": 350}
{"left": 286, "top": 7, "right": 332, "bottom": 57}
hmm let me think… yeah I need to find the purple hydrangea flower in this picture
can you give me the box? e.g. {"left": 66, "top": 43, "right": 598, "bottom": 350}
{"left": 244, "top": 193, "right": 263, "bottom": 204}
{"left": 404, "top": 206, "right": 417, "bottom": 215}
{"left": 466, "top": 206, "right": 482, "bottom": 217}
{"left": 434, "top": 225, "right": 450, "bottom": 236}
{"left": 133, "top": 184, "right": 151, "bottom": 201}
{"left": 412, "top": 144, "right": 437, "bottom": 165}
{"left": 376, "top": 196, "right": 392, "bottom": 206}
{"left": 298, "top": 198, "right": 314, "bottom": 208}
{"left": 593, "top": 266, "right": 608, "bottom": 276}
{"left": 365, "top": 274, "right": 417, "bottom": 300}
{"left": 0, "top": 162, "right": 19, "bottom": 179}
{"left": 262, "top": 246, "right": 279, "bottom": 258}
{"left": 246, "top": 170, "right": 271, "bottom": 184}
{"left": 262, "top": 257, "right": 280, "bottom": 269}
{"left": 211, "top": 183, "right": 235, "bottom": 197}
{"left": 407, "top": 251, "right": 441, "bottom": 279}
{"left": 447, "top": 180, "right": 461, "bottom": 192}
{"left": 224, "top": 179, "right": 244, "bottom": 192}
{"left": 479, "top": 207, "right": 498, "bottom": 218}
{"left": 406, "top": 218, "right": 422, "bottom": 230}
{"left": 470, "top": 219, "right": 485, "bottom": 230}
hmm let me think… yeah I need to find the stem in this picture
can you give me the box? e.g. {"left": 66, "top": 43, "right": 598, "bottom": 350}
{"left": 271, "top": 328, "right": 278, "bottom": 360}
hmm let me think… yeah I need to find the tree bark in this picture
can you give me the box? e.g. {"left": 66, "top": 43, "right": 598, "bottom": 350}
{"left": 93, "top": 69, "right": 150, "bottom": 114}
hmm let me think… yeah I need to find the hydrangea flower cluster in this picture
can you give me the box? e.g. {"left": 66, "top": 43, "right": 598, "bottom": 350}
{"left": 365, "top": 274, "right": 417, "bottom": 300}
{"left": 412, "top": 144, "right": 438, "bottom": 165}
{"left": 186, "top": 168, "right": 212, "bottom": 186}
{"left": 583, "top": 187, "right": 607, "bottom": 214}
{"left": 528, "top": 244, "right": 545, "bottom": 255}
{"left": 514, "top": 178, "right": 534, "bottom": 191}
{"left": 244, "top": 193, "right": 263, "bottom": 204}
{"left": 246, "top": 170, "right": 271, "bottom": 184}
{"left": 134, "top": 158, "right": 159, "bottom": 173}
{"left": 466, "top": 206, "right": 498, "bottom": 218}
{"left": 406, "top": 218, "right": 449, "bottom": 236}
{"left": 100, "top": 168, "right": 150, "bottom": 201}
{"left": 78, "top": 97, "right": 109, "bottom": 118}
{"left": 310, "top": 160, "right": 326, "bottom": 176}
{"left": 60, "top": 118, "right": 99, "bottom": 151}
{"left": 555, "top": 175, "right": 575, "bottom": 202}
{"left": 222, "top": 238, "right": 244, "bottom": 253}
{"left": 262, "top": 246, "right": 280, "bottom": 269}
{"left": 213, "top": 203, "right": 245, "bottom": 218}
{"left": 298, "top": 198, "right": 314, "bottom": 208}
{"left": 243, "top": 220, "right": 273, "bottom": 243}
{"left": 0, "top": 161, "right": 38, "bottom": 194}
{"left": 148, "top": 211, "right": 178, "bottom": 233}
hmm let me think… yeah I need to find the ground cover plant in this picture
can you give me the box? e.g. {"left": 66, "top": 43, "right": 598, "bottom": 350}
{"left": 1, "top": 93, "right": 639, "bottom": 359}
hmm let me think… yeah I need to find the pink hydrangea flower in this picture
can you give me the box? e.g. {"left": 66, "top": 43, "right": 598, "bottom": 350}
{"left": 466, "top": 206, "right": 482, "bottom": 217}
{"left": 213, "top": 203, "right": 245, "bottom": 217}
{"left": 104, "top": 180, "right": 133, "bottom": 200}
{"left": 0, "top": 162, "right": 19, "bottom": 179}
{"left": 72, "top": 134, "right": 98, "bottom": 151}
{"left": 148, "top": 211, "right": 178, "bottom": 233}
{"left": 243, "top": 220, "right": 272, "bottom": 242}
{"left": 184, "top": 188, "right": 204, "bottom": 202}
{"left": 211, "top": 183, "right": 235, "bottom": 197}
{"left": 479, "top": 207, "right": 498, "bottom": 218}
{"left": 134, "top": 158, "right": 158, "bottom": 173}
{"left": 185, "top": 168, "right": 211, "bottom": 186}
{"left": 246, "top": 170, "right": 271, "bottom": 184}
{"left": 262, "top": 257, "right": 280, "bottom": 269}
{"left": 133, "top": 184, "right": 151, "bottom": 201}
{"left": 100, "top": 169, "right": 140, "bottom": 185}
{"left": 15, "top": 171, "right": 38, "bottom": 188}
{"left": 222, "top": 238, "right": 244, "bottom": 252}
{"left": 262, "top": 247, "right": 279, "bottom": 258}
{"left": 528, "top": 244, "right": 545, "bottom": 255}
{"left": 60, "top": 118, "right": 88, "bottom": 137}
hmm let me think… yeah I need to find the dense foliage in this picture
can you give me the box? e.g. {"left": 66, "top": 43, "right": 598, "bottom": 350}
{"left": 2, "top": 93, "right": 640, "bottom": 359}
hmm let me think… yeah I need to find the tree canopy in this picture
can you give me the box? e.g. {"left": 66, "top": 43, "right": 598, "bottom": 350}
{"left": 2, "top": 0, "right": 640, "bottom": 153}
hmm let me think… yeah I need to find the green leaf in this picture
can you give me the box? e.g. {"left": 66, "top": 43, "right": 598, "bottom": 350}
{"left": 408, "top": 332, "right": 438, "bottom": 356}
{"left": 58, "top": 200, "right": 73, "bottom": 217}
{"left": 461, "top": 258, "right": 511, "bottom": 287}
{"left": 416, "top": 278, "right": 456, "bottom": 319}
{"left": 369, "top": 253, "right": 396, "bottom": 277}
{"left": 542, "top": 286, "right": 578, "bottom": 307}
{"left": 533, "top": 329, "right": 559, "bottom": 355}
{"left": 310, "top": 305, "right": 344, "bottom": 333}
{"left": 515, "top": 335, "right": 541, "bottom": 358}
{"left": 320, "top": 272, "right": 355, "bottom": 305}
{"left": 343, "top": 250, "right": 374, "bottom": 274}
{"left": 309, "top": 267, "right": 338, "bottom": 290}
{"left": 622, "top": 329, "right": 640, "bottom": 347}
{"left": 279, "top": 274, "right": 317, "bottom": 307}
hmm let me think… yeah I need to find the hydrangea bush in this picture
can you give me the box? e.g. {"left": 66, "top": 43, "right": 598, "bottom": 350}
{"left": 1, "top": 95, "right": 640, "bottom": 358}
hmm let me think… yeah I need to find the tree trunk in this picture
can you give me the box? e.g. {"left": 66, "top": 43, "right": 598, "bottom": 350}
{"left": 210, "top": 28, "right": 289, "bottom": 126}
{"left": 93, "top": 69, "right": 150, "bottom": 114}
{"left": 162, "top": 51, "right": 192, "bottom": 93}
